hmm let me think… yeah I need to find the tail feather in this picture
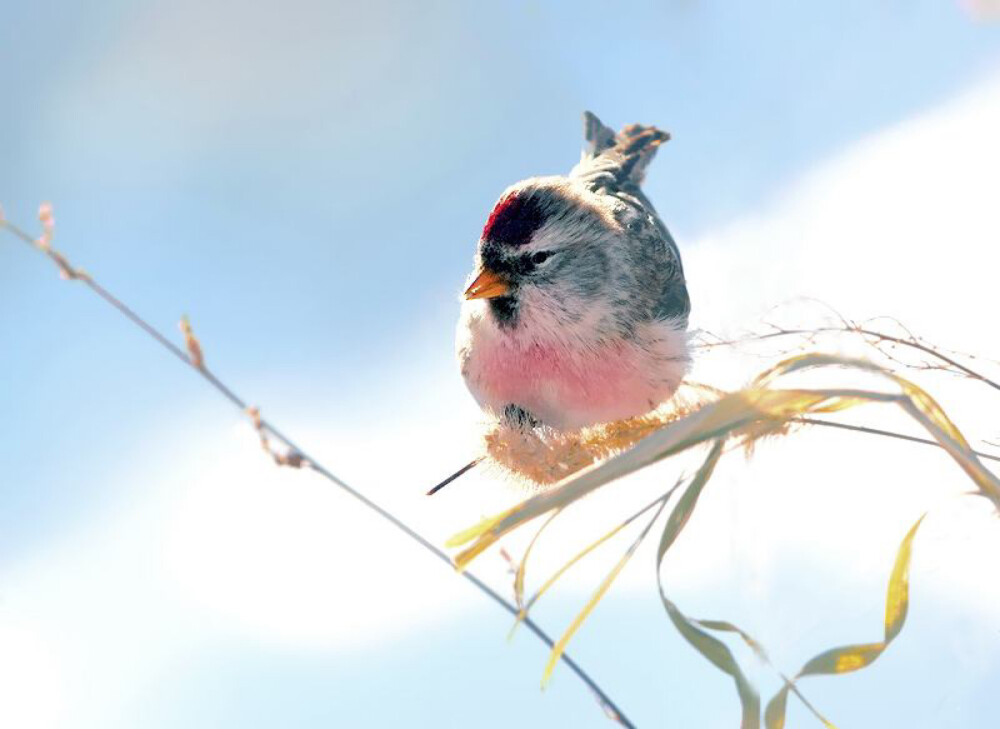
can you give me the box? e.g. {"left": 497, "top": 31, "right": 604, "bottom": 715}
{"left": 574, "top": 111, "right": 671, "bottom": 189}
{"left": 582, "top": 110, "right": 618, "bottom": 156}
{"left": 615, "top": 122, "right": 670, "bottom": 183}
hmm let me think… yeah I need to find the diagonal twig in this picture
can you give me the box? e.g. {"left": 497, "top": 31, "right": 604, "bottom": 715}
{"left": 793, "top": 417, "right": 1000, "bottom": 464}
{"left": 0, "top": 208, "right": 635, "bottom": 728}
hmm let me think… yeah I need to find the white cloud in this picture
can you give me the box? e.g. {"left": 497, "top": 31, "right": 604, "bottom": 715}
{"left": 686, "top": 68, "right": 1000, "bottom": 344}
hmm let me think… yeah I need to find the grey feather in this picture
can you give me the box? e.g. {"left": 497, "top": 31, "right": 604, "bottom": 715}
{"left": 573, "top": 111, "right": 670, "bottom": 190}
{"left": 582, "top": 111, "right": 618, "bottom": 157}
{"left": 571, "top": 112, "right": 690, "bottom": 323}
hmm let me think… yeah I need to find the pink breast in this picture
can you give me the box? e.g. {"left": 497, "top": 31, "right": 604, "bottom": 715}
{"left": 472, "top": 338, "right": 657, "bottom": 428}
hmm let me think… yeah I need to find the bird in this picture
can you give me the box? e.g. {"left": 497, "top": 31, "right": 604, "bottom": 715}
{"left": 455, "top": 112, "right": 691, "bottom": 435}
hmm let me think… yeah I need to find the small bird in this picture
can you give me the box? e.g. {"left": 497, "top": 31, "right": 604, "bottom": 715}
{"left": 456, "top": 112, "right": 691, "bottom": 432}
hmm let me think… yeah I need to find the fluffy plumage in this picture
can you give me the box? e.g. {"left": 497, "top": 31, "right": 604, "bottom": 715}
{"left": 456, "top": 112, "right": 691, "bottom": 431}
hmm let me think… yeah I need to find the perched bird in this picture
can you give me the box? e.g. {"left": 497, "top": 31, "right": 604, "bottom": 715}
{"left": 456, "top": 112, "right": 691, "bottom": 432}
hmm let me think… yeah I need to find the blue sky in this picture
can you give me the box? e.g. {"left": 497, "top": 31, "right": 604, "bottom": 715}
{"left": 2, "top": 2, "right": 1000, "bottom": 727}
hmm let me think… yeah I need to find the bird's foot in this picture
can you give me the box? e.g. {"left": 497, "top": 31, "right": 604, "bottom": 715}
{"left": 501, "top": 404, "right": 541, "bottom": 431}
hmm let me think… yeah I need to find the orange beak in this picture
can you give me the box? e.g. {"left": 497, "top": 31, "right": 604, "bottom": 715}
{"left": 464, "top": 268, "right": 510, "bottom": 300}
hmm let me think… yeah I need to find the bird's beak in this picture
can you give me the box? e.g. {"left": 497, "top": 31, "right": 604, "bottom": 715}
{"left": 464, "top": 268, "right": 510, "bottom": 300}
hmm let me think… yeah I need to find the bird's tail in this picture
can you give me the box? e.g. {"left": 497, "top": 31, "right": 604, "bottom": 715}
{"left": 579, "top": 111, "right": 670, "bottom": 187}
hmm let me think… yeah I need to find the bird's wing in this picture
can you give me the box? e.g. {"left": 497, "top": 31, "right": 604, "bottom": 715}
{"left": 571, "top": 112, "right": 690, "bottom": 323}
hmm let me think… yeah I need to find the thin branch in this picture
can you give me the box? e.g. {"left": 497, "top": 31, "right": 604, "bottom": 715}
{"left": 793, "top": 416, "right": 1000, "bottom": 464}
{"left": 0, "top": 212, "right": 635, "bottom": 728}
{"left": 427, "top": 458, "right": 481, "bottom": 495}
{"left": 695, "top": 321, "right": 1000, "bottom": 393}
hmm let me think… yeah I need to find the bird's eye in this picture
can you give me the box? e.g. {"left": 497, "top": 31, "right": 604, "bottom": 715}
{"left": 530, "top": 251, "right": 552, "bottom": 265}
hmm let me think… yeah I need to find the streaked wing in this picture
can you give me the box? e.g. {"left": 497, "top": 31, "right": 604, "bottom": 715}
{"left": 571, "top": 112, "right": 690, "bottom": 323}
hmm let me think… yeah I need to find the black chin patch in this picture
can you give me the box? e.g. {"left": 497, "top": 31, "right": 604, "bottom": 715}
{"left": 488, "top": 294, "right": 519, "bottom": 327}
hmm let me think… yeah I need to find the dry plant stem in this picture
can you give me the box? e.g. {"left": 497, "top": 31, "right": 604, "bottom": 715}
{"left": 697, "top": 324, "right": 1000, "bottom": 393}
{"left": 429, "top": 410, "right": 1000, "bottom": 494}
{"left": 0, "top": 217, "right": 635, "bottom": 729}
{"left": 794, "top": 417, "right": 1000, "bottom": 464}
{"left": 427, "top": 457, "right": 481, "bottom": 495}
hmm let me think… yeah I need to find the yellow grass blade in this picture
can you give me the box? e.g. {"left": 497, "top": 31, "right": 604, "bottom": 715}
{"left": 893, "top": 378, "right": 971, "bottom": 449}
{"left": 898, "top": 396, "right": 1000, "bottom": 508}
{"left": 513, "top": 509, "right": 563, "bottom": 612}
{"left": 750, "top": 353, "right": 1000, "bottom": 506}
{"left": 517, "top": 513, "right": 635, "bottom": 630}
{"left": 445, "top": 510, "right": 510, "bottom": 548}
{"left": 510, "top": 487, "right": 683, "bottom": 641}
{"left": 885, "top": 515, "right": 924, "bottom": 642}
{"left": 763, "top": 686, "right": 791, "bottom": 729}
{"left": 764, "top": 515, "right": 926, "bottom": 728}
{"left": 662, "top": 597, "right": 761, "bottom": 729}
{"left": 695, "top": 619, "right": 768, "bottom": 661}
{"left": 655, "top": 440, "right": 760, "bottom": 727}
{"left": 751, "top": 352, "right": 882, "bottom": 387}
{"left": 698, "top": 620, "right": 838, "bottom": 728}
{"left": 540, "top": 497, "right": 669, "bottom": 687}
{"left": 658, "top": 440, "right": 724, "bottom": 562}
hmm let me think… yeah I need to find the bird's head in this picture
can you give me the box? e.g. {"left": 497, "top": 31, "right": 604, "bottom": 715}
{"left": 464, "top": 178, "right": 626, "bottom": 331}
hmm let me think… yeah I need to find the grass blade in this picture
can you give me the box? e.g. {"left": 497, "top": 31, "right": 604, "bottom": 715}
{"left": 513, "top": 509, "right": 563, "bottom": 612}
{"left": 655, "top": 440, "right": 761, "bottom": 727}
{"left": 763, "top": 515, "right": 926, "bottom": 728}
{"left": 541, "top": 497, "right": 670, "bottom": 687}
